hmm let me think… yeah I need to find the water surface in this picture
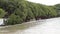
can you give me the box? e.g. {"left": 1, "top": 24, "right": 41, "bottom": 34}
{"left": 0, "top": 17, "right": 60, "bottom": 34}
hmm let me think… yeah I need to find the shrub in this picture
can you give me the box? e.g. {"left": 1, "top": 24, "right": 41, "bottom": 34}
{"left": 6, "top": 14, "right": 23, "bottom": 25}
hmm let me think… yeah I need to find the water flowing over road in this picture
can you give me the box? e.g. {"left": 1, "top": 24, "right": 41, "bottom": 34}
{"left": 0, "top": 17, "right": 60, "bottom": 34}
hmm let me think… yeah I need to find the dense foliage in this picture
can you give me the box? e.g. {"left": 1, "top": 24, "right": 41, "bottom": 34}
{"left": 54, "top": 4, "right": 60, "bottom": 17}
{"left": 0, "top": 8, "right": 6, "bottom": 18}
{"left": 0, "top": 0, "right": 59, "bottom": 25}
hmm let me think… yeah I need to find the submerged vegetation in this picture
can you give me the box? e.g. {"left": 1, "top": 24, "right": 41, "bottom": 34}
{"left": 0, "top": 0, "right": 59, "bottom": 25}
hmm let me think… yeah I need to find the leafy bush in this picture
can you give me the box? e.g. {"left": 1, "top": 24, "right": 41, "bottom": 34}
{"left": 6, "top": 14, "right": 24, "bottom": 25}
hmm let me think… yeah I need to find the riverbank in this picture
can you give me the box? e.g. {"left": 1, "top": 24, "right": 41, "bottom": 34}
{"left": 0, "top": 17, "right": 59, "bottom": 26}
{"left": 1, "top": 17, "right": 60, "bottom": 27}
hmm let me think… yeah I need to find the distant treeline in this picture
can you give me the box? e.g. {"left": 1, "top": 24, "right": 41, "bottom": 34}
{"left": 0, "top": 0, "right": 59, "bottom": 25}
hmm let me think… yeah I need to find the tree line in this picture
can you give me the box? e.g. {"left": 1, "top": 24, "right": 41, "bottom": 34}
{"left": 0, "top": 0, "right": 59, "bottom": 25}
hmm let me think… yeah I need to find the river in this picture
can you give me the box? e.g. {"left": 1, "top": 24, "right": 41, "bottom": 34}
{"left": 0, "top": 17, "right": 60, "bottom": 34}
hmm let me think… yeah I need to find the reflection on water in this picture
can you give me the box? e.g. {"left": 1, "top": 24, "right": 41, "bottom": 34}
{"left": 0, "top": 17, "right": 60, "bottom": 34}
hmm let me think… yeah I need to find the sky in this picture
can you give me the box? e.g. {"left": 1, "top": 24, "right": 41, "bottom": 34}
{"left": 27, "top": 0, "right": 60, "bottom": 6}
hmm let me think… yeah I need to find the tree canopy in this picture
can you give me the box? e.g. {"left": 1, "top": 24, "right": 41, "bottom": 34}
{"left": 0, "top": 0, "right": 59, "bottom": 25}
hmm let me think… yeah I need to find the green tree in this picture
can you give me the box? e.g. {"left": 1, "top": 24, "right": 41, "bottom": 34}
{"left": 54, "top": 4, "right": 60, "bottom": 16}
{"left": 0, "top": 8, "right": 6, "bottom": 18}
{"left": 6, "top": 14, "right": 23, "bottom": 25}
{"left": 25, "top": 8, "right": 35, "bottom": 21}
{"left": 47, "top": 6, "right": 57, "bottom": 17}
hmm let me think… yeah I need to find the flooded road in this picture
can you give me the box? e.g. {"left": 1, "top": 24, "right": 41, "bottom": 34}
{"left": 0, "top": 17, "right": 60, "bottom": 34}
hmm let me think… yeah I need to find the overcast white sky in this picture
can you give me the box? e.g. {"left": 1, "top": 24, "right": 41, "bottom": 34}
{"left": 27, "top": 0, "right": 60, "bottom": 6}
